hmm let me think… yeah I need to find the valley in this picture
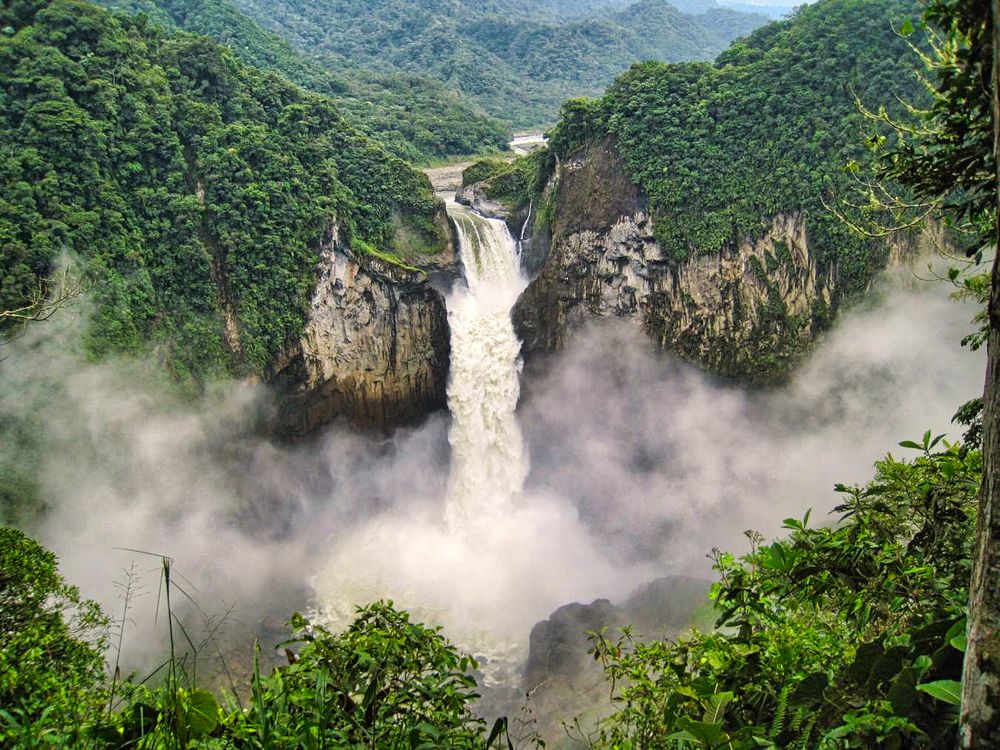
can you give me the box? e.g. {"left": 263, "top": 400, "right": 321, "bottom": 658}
{"left": 1, "top": 0, "right": 997, "bottom": 746}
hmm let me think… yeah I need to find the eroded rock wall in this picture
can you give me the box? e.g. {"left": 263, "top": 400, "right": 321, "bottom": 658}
{"left": 513, "top": 140, "right": 854, "bottom": 381}
{"left": 268, "top": 222, "right": 451, "bottom": 435}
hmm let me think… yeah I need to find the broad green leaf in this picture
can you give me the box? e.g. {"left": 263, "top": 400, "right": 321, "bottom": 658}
{"left": 702, "top": 691, "right": 734, "bottom": 724}
{"left": 917, "top": 679, "right": 962, "bottom": 705}
{"left": 676, "top": 716, "right": 725, "bottom": 746}
{"left": 945, "top": 618, "right": 967, "bottom": 646}
{"left": 184, "top": 689, "right": 219, "bottom": 737}
{"left": 673, "top": 685, "right": 702, "bottom": 701}
{"left": 485, "top": 717, "right": 510, "bottom": 749}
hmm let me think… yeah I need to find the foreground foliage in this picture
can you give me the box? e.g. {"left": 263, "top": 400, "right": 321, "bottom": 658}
{"left": 0, "top": 535, "right": 493, "bottom": 748}
{"left": 593, "top": 432, "right": 979, "bottom": 749}
{"left": 230, "top": 608, "right": 486, "bottom": 749}
{"left": 1, "top": 423, "right": 981, "bottom": 748}
{"left": 0, "top": 528, "right": 108, "bottom": 745}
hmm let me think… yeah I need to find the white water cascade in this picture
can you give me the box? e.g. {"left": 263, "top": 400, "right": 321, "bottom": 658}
{"left": 443, "top": 198, "right": 529, "bottom": 529}
{"left": 312, "top": 186, "right": 623, "bottom": 665}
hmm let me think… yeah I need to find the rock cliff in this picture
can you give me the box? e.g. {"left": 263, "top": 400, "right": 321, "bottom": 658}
{"left": 512, "top": 140, "right": 873, "bottom": 381}
{"left": 268, "top": 219, "right": 453, "bottom": 436}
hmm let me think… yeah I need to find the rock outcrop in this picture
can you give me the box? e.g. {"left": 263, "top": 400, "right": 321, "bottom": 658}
{"left": 455, "top": 183, "right": 511, "bottom": 221}
{"left": 525, "top": 599, "right": 621, "bottom": 690}
{"left": 524, "top": 576, "right": 710, "bottom": 690}
{"left": 512, "top": 140, "right": 850, "bottom": 381}
{"left": 268, "top": 220, "right": 452, "bottom": 436}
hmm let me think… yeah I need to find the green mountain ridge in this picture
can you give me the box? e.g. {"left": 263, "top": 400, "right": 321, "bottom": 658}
{"left": 228, "top": 0, "right": 769, "bottom": 128}
{"left": 544, "top": 0, "right": 925, "bottom": 295}
{"left": 0, "top": 0, "right": 447, "bottom": 381}
{"left": 91, "top": 0, "right": 511, "bottom": 162}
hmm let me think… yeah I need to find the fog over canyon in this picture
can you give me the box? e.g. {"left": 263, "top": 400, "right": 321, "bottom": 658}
{"left": 0, "top": 191, "right": 983, "bottom": 689}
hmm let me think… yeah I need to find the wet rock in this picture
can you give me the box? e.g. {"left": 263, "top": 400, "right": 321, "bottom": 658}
{"left": 523, "top": 575, "right": 711, "bottom": 691}
{"left": 512, "top": 138, "right": 928, "bottom": 382}
{"left": 455, "top": 183, "right": 511, "bottom": 221}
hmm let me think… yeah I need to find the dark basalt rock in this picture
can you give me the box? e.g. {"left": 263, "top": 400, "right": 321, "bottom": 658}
{"left": 524, "top": 598, "right": 621, "bottom": 689}
{"left": 523, "top": 575, "right": 711, "bottom": 690}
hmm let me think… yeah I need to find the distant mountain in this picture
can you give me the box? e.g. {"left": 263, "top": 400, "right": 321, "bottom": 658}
{"left": 228, "top": 0, "right": 770, "bottom": 128}
{"left": 94, "top": 0, "right": 511, "bottom": 161}
{"left": 717, "top": 0, "right": 796, "bottom": 19}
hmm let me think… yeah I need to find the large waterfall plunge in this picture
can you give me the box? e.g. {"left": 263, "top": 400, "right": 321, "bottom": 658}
{"left": 444, "top": 199, "right": 528, "bottom": 528}
{"left": 311, "top": 194, "right": 624, "bottom": 648}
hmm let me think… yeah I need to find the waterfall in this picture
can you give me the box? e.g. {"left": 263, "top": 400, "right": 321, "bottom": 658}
{"left": 443, "top": 198, "right": 528, "bottom": 528}
{"left": 312, "top": 192, "right": 624, "bottom": 656}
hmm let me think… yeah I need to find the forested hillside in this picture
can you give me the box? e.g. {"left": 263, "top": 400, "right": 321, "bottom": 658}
{"left": 544, "top": 0, "right": 923, "bottom": 296}
{"left": 0, "top": 0, "right": 446, "bottom": 381}
{"left": 227, "top": 0, "right": 769, "bottom": 127}
{"left": 92, "top": 0, "right": 510, "bottom": 161}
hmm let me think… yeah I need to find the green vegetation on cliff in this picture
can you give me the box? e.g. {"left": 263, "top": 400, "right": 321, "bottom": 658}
{"left": 225, "top": 0, "right": 768, "bottom": 128}
{"left": 545, "top": 0, "right": 923, "bottom": 295}
{"left": 0, "top": 0, "right": 445, "bottom": 381}
{"left": 91, "top": 0, "right": 511, "bottom": 162}
{"left": 461, "top": 154, "right": 546, "bottom": 212}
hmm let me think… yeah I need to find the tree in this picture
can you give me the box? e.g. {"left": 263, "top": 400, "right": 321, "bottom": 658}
{"left": 857, "top": 0, "right": 994, "bottom": 741}
{"left": 0, "top": 267, "right": 85, "bottom": 331}
{"left": 960, "top": 0, "right": 1000, "bottom": 744}
{"left": 0, "top": 527, "right": 109, "bottom": 743}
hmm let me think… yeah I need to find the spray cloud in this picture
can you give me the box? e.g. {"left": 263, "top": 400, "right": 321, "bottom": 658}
{"left": 0, "top": 266, "right": 984, "bottom": 672}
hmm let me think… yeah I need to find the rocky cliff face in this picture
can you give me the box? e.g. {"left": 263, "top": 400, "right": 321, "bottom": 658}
{"left": 268, "top": 220, "right": 453, "bottom": 436}
{"left": 512, "top": 140, "right": 858, "bottom": 381}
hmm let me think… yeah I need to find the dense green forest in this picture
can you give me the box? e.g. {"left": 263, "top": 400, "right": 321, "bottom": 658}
{"left": 92, "top": 0, "right": 511, "bottom": 162}
{"left": 542, "top": 0, "right": 923, "bottom": 296}
{"left": 225, "top": 0, "right": 768, "bottom": 128}
{"left": 0, "top": 0, "right": 446, "bottom": 380}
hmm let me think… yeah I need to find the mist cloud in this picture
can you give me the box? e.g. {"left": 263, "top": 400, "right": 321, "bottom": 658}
{"left": 520, "top": 269, "right": 984, "bottom": 573}
{"left": 0, "top": 266, "right": 984, "bottom": 674}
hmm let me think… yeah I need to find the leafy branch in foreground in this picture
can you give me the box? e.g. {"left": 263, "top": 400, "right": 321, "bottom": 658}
{"left": 591, "top": 434, "right": 979, "bottom": 749}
